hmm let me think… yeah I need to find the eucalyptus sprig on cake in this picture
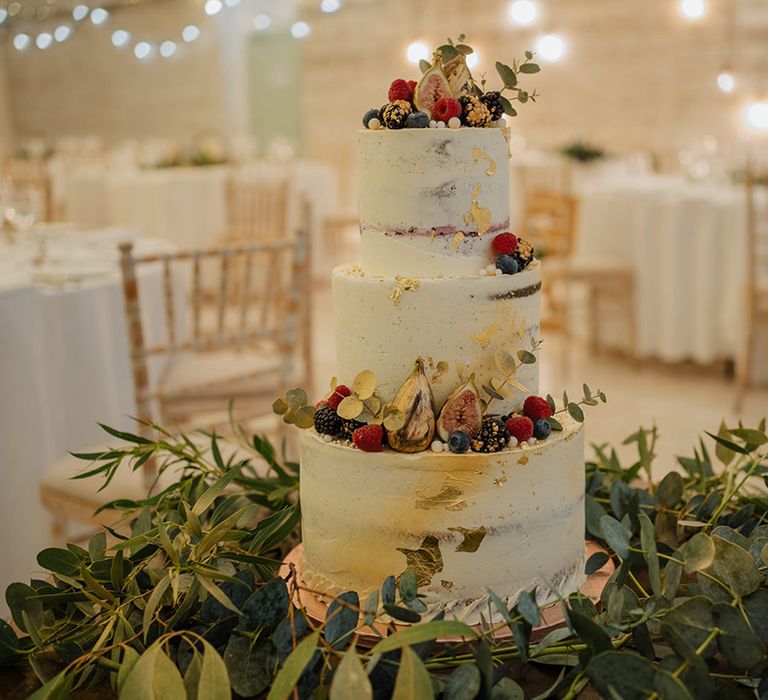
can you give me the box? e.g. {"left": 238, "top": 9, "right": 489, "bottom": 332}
{"left": 362, "top": 33, "right": 540, "bottom": 130}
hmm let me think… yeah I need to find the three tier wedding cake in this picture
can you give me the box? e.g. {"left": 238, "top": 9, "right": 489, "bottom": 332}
{"left": 274, "top": 38, "right": 603, "bottom": 619}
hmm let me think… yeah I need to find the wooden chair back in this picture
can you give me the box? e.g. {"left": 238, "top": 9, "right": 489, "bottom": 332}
{"left": 119, "top": 226, "right": 310, "bottom": 440}
{"left": 224, "top": 169, "right": 293, "bottom": 242}
{"left": 518, "top": 160, "right": 576, "bottom": 257}
{"left": 735, "top": 156, "right": 768, "bottom": 406}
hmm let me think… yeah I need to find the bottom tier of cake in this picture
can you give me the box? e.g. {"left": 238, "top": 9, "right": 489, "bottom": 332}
{"left": 298, "top": 419, "right": 586, "bottom": 620}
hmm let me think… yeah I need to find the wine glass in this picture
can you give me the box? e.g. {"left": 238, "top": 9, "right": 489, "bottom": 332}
{"left": 6, "top": 186, "right": 41, "bottom": 260}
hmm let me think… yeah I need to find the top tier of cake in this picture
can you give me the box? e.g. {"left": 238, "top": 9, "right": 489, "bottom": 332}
{"left": 358, "top": 128, "right": 510, "bottom": 278}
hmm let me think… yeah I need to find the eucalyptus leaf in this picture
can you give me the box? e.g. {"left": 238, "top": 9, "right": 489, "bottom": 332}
{"left": 586, "top": 650, "right": 656, "bottom": 699}
{"left": 36, "top": 548, "right": 80, "bottom": 576}
{"left": 712, "top": 602, "right": 766, "bottom": 669}
{"left": 266, "top": 631, "right": 319, "bottom": 700}
{"left": 224, "top": 637, "right": 275, "bottom": 697}
{"left": 517, "top": 590, "right": 540, "bottom": 627}
{"left": 599, "top": 515, "right": 631, "bottom": 558}
{"left": 330, "top": 648, "right": 372, "bottom": 700}
{"left": 704, "top": 534, "right": 761, "bottom": 596}
{"left": 325, "top": 591, "right": 360, "bottom": 650}
{"left": 120, "top": 642, "right": 186, "bottom": 700}
{"left": 443, "top": 663, "right": 481, "bottom": 700}
{"left": 663, "top": 597, "right": 717, "bottom": 657}
{"left": 655, "top": 471, "right": 684, "bottom": 507}
{"left": 371, "top": 620, "right": 476, "bottom": 654}
{"left": 495, "top": 61, "right": 517, "bottom": 88}
{"left": 391, "top": 646, "right": 434, "bottom": 700}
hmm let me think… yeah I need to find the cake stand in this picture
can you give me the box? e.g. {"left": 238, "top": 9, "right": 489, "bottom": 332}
{"left": 278, "top": 541, "right": 614, "bottom": 645}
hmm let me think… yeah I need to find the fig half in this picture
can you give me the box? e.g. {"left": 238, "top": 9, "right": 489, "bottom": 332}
{"left": 437, "top": 374, "right": 483, "bottom": 441}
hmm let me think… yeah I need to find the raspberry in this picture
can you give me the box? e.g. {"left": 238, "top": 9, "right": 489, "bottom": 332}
{"left": 492, "top": 232, "right": 518, "bottom": 255}
{"left": 388, "top": 79, "right": 416, "bottom": 103}
{"left": 523, "top": 396, "right": 553, "bottom": 421}
{"left": 352, "top": 424, "right": 384, "bottom": 452}
{"left": 432, "top": 97, "right": 462, "bottom": 122}
{"left": 327, "top": 385, "right": 351, "bottom": 411}
{"left": 505, "top": 416, "right": 533, "bottom": 443}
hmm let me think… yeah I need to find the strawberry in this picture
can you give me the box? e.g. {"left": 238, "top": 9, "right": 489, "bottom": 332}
{"left": 505, "top": 416, "right": 533, "bottom": 443}
{"left": 523, "top": 396, "right": 553, "bottom": 421}
{"left": 352, "top": 424, "right": 384, "bottom": 452}
{"left": 492, "top": 232, "right": 518, "bottom": 255}
{"left": 327, "top": 385, "right": 351, "bottom": 411}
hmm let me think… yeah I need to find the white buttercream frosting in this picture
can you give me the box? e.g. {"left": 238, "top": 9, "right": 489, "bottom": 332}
{"left": 299, "top": 419, "right": 586, "bottom": 613}
{"left": 358, "top": 129, "right": 511, "bottom": 277}
{"left": 332, "top": 262, "right": 541, "bottom": 416}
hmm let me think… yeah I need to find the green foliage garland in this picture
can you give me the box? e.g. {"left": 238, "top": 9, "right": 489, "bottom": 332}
{"left": 3, "top": 417, "right": 768, "bottom": 698}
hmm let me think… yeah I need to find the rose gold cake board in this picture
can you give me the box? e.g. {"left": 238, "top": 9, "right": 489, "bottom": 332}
{"left": 279, "top": 541, "right": 614, "bottom": 646}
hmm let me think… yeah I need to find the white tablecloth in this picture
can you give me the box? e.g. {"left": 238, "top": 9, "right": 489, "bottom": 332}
{"left": 0, "top": 229, "right": 176, "bottom": 610}
{"left": 573, "top": 174, "right": 766, "bottom": 376}
{"left": 62, "top": 162, "right": 338, "bottom": 269}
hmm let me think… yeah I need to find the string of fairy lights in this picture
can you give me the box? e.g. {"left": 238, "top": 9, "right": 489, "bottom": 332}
{"left": 0, "top": 0, "right": 341, "bottom": 60}
{"left": 0, "top": 0, "right": 766, "bottom": 127}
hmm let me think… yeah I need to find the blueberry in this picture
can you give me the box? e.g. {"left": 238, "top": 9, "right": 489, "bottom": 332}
{"left": 406, "top": 111, "right": 430, "bottom": 129}
{"left": 448, "top": 430, "right": 471, "bottom": 453}
{"left": 362, "top": 108, "right": 380, "bottom": 128}
{"left": 533, "top": 419, "right": 551, "bottom": 440}
{"left": 496, "top": 254, "right": 519, "bottom": 275}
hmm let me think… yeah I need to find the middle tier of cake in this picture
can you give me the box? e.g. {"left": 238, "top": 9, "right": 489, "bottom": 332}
{"left": 333, "top": 262, "right": 541, "bottom": 416}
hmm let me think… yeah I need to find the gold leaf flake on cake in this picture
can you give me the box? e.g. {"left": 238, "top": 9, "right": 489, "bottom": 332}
{"left": 472, "top": 147, "right": 497, "bottom": 176}
{"left": 518, "top": 453, "right": 529, "bottom": 465}
{"left": 415, "top": 484, "right": 467, "bottom": 511}
{"left": 464, "top": 185, "right": 492, "bottom": 236}
{"left": 441, "top": 580, "right": 454, "bottom": 591}
{"left": 472, "top": 323, "right": 502, "bottom": 348}
{"left": 397, "top": 535, "right": 443, "bottom": 587}
{"left": 389, "top": 276, "right": 421, "bottom": 306}
{"left": 449, "top": 526, "right": 487, "bottom": 553}
{"left": 455, "top": 362, "right": 466, "bottom": 381}
{"left": 431, "top": 360, "right": 449, "bottom": 382}
{"left": 494, "top": 473, "right": 508, "bottom": 487}
{"left": 450, "top": 231, "right": 465, "bottom": 254}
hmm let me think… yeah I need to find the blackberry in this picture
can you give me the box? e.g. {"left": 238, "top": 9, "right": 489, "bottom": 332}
{"left": 513, "top": 237, "right": 535, "bottom": 270}
{"left": 480, "top": 91, "right": 504, "bottom": 121}
{"left": 313, "top": 407, "right": 342, "bottom": 437}
{"left": 471, "top": 416, "right": 510, "bottom": 453}
{"left": 339, "top": 418, "right": 365, "bottom": 441}
{"left": 382, "top": 100, "right": 412, "bottom": 129}
{"left": 458, "top": 95, "right": 492, "bottom": 127}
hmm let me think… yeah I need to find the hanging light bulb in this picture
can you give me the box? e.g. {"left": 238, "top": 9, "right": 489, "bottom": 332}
{"left": 0, "top": 9, "right": 7, "bottom": 24}
{"left": 253, "top": 14, "right": 270, "bottom": 30}
{"left": 716, "top": 70, "right": 735, "bottom": 93}
{"left": 466, "top": 51, "right": 479, "bottom": 70}
{"left": 536, "top": 34, "right": 565, "bottom": 62}
{"left": 680, "top": 0, "right": 705, "bottom": 20}
{"left": 182, "top": 24, "right": 200, "bottom": 43}
{"left": 13, "top": 33, "right": 30, "bottom": 50}
{"left": 747, "top": 102, "right": 768, "bottom": 130}
{"left": 111, "top": 29, "right": 130, "bottom": 47}
{"left": 90, "top": 8, "right": 109, "bottom": 25}
{"left": 204, "top": 0, "right": 222, "bottom": 16}
{"left": 160, "top": 40, "right": 177, "bottom": 58}
{"left": 508, "top": 0, "right": 537, "bottom": 26}
{"left": 290, "top": 21, "right": 310, "bottom": 39}
{"left": 54, "top": 25, "right": 71, "bottom": 42}
{"left": 406, "top": 41, "right": 429, "bottom": 64}
{"left": 35, "top": 32, "right": 53, "bottom": 49}
{"left": 134, "top": 41, "right": 153, "bottom": 59}
{"left": 72, "top": 4, "right": 89, "bottom": 21}
{"left": 321, "top": 0, "right": 341, "bottom": 12}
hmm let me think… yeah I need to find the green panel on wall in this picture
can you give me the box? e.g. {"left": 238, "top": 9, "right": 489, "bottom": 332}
{"left": 246, "top": 32, "right": 302, "bottom": 156}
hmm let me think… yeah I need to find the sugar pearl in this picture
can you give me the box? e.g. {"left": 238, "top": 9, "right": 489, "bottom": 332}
{"left": 478, "top": 268, "right": 487, "bottom": 276}
{"left": 494, "top": 268, "right": 503, "bottom": 276}
{"left": 509, "top": 436, "right": 518, "bottom": 447}
{"left": 323, "top": 434, "right": 334, "bottom": 443}
{"left": 448, "top": 116, "right": 461, "bottom": 129}
{"left": 431, "top": 440, "right": 444, "bottom": 452}
{"left": 493, "top": 118, "right": 507, "bottom": 128}
{"left": 436, "top": 121, "right": 446, "bottom": 129}
{"left": 486, "top": 263, "right": 496, "bottom": 273}
{"left": 368, "top": 117, "right": 381, "bottom": 130}
{"left": 429, "top": 120, "right": 438, "bottom": 129}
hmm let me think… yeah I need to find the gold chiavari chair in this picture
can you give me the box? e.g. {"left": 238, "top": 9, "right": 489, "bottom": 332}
{"left": 735, "top": 162, "right": 768, "bottom": 408}
{"left": 223, "top": 168, "right": 294, "bottom": 243}
{"left": 39, "top": 228, "right": 311, "bottom": 541}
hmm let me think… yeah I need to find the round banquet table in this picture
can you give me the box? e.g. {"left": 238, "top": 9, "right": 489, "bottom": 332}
{"left": 62, "top": 161, "right": 338, "bottom": 271}
{"left": 0, "top": 228, "right": 176, "bottom": 613}
{"left": 572, "top": 174, "right": 766, "bottom": 379}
